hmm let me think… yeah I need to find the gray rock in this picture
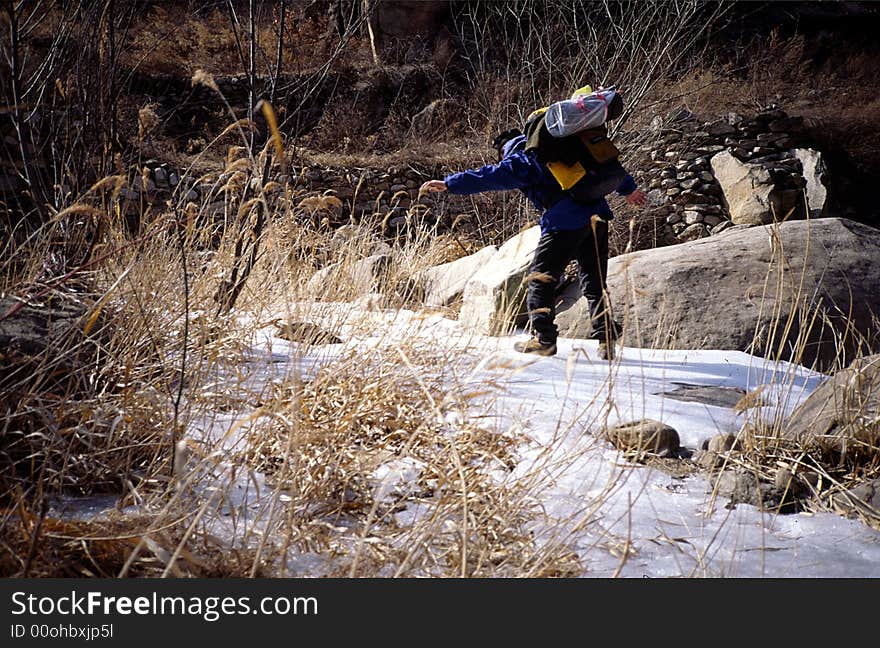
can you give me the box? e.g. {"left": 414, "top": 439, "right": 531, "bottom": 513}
{"left": 458, "top": 226, "right": 541, "bottom": 335}
{"left": 329, "top": 224, "right": 392, "bottom": 256}
{"left": 709, "top": 433, "right": 740, "bottom": 454}
{"left": 646, "top": 189, "right": 667, "bottom": 206}
{"left": 830, "top": 478, "right": 880, "bottom": 521}
{"left": 710, "top": 150, "right": 775, "bottom": 225}
{"left": 694, "top": 432, "right": 741, "bottom": 470}
{"left": 683, "top": 211, "right": 702, "bottom": 225}
{"left": 605, "top": 419, "right": 680, "bottom": 457}
{"left": 757, "top": 108, "right": 786, "bottom": 122}
{"left": 410, "top": 98, "right": 456, "bottom": 134}
{"left": 710, "top": 220, "right": 734, "bottom": 235}
{"left": 0, "top": 297, "right": 84, "bottom": 358}
{"left": 677, "top": 223, "right": 707, "bottom": 241}
{"left": 153, "top": 167, "right": 168, "bottom": 187}
{"left": 725, "top": 112, "right": 744, "bottom": 126}
{"left": 705, "top": 120, "right": 737, "bottom": 137}
{"left": 781, "top": 354, "right": 880, "bottom": 458}
{"left": 711, "top": 469, "right": 786, "bottom": 510}
{"left": 757, "top": 132, "right": 782, "bottom": 143}
{"left": 669, "top": 107, "right": 696, "bottom": 122}
{"left": 681, "top": 203, "right": 707, "bottom": 213}
{"left": 411, "top": 245, "right": 497, "bottom": 308}
{"left": 205, "top": 201, "right": 227, "bottom": 217}
{"left": 118, "top": 187, "right": 139, "bottom": 201}
{"left": 555, "top": 219, "right": 880, "bottom": 368}
{"left": 678, "top": 190, "right": 709, "bottom": 204}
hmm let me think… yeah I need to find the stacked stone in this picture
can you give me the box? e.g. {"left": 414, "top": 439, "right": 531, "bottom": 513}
{"left": 117, "top": 159, "right": 182, "bottom": 215}
{"left": 118, "top": 158, "right": 450, "bottom": 233}
{"left": 310, "top": 165, "right": 424, "bottom": 216}
{"left": 716, "top": 106, "right": 808, "bottom": 222}
{"left": 122, "top": 102, "right": 813, "bottom": 242}
{"left": 642, "top": 109, "right": 728, "bottom": 242}
{"left": 639, "top": 104, "right": 808, "bottom": 242}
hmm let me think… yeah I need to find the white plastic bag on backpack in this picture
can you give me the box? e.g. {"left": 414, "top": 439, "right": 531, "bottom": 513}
{"left": 545, "top": 86, "right": 618, "bottom": 138}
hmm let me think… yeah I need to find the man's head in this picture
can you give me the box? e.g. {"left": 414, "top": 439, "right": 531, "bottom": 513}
{"left": 492, "top": 128, "right": 524, "bottom": 161}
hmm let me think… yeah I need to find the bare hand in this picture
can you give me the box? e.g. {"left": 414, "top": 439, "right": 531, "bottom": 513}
{"left": 419, "top": 180, "right": 447, "bottom": 196}
{"left": 625, "top": 189, "right": 647, "bottom": 207}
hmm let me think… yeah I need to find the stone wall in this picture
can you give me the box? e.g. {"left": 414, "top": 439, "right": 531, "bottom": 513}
{"left": 1, "top": 101, "right": 835, "bottom": 250}
{"left": 630, "top": 104, "right": 823, "bottom": 243}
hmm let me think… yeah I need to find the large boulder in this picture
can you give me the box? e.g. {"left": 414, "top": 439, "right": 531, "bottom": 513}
{"left": 411, "top": 245, "right": 497, "bottom": 308}
{"left": 781, "top": 353, "right": 880, "bottom": 459}
{"left": 458, "top": 226, "right": 541, "bottom": 335}
{"left": 556, "top": 218, "right": 880, "bottom": 368}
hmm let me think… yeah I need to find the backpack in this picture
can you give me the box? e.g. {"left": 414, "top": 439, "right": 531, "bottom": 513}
{"left": 523, "top": 86, "right": 628, "bottom": 204}
{"left": 544, "top": 86, "right": 623, "bottom": 138}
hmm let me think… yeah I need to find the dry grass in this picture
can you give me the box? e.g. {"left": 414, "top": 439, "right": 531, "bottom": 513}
{"left": 5, "top": 9, "right": 880, "bottom": 579}
{"left": 241, "top": 346, "right": 582, "bottom": 577}
{"left": 1, "top": 78, "right": 583, "bottom": 577}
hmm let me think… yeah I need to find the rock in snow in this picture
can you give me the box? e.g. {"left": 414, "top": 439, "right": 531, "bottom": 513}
{"left": 556, "top": 218, "right": 880, "bottom": 369}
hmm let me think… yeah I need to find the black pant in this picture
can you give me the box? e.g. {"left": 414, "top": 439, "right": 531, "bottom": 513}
{"left": 526, "top": 219, "right": 617, "bottom": 344}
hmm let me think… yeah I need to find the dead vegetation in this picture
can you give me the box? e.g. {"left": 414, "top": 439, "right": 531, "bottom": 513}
{"left": 3, "top": 1, "right": 880, "bottom": 579}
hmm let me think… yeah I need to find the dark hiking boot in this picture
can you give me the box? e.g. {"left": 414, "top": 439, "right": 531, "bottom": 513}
{"left": 598, "top": 340, "right": 615, "bottom": 361}
{"left": 514, "top": 337, "right": 557, "bottom": 356}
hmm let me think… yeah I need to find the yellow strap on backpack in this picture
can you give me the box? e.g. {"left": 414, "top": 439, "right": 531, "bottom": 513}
{"left": 546, "top": 160, "right": 586, "bottom": 190}
{"left": 526, "top": 106, "right": 549, "bottom": 122}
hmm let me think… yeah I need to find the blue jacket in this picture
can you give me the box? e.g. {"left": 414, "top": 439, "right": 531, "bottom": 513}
{"left": 444, "top": 135, "right": 637, "bottom": 232}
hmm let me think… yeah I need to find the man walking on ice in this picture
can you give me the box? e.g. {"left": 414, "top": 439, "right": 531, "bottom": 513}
{"left": 420, "top": 93, "right": 646, "bottom": 360}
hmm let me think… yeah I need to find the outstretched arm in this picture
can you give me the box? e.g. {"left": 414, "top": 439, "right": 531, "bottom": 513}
{"left": 420, "top": 153, "right": 537, "bottom": 197}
